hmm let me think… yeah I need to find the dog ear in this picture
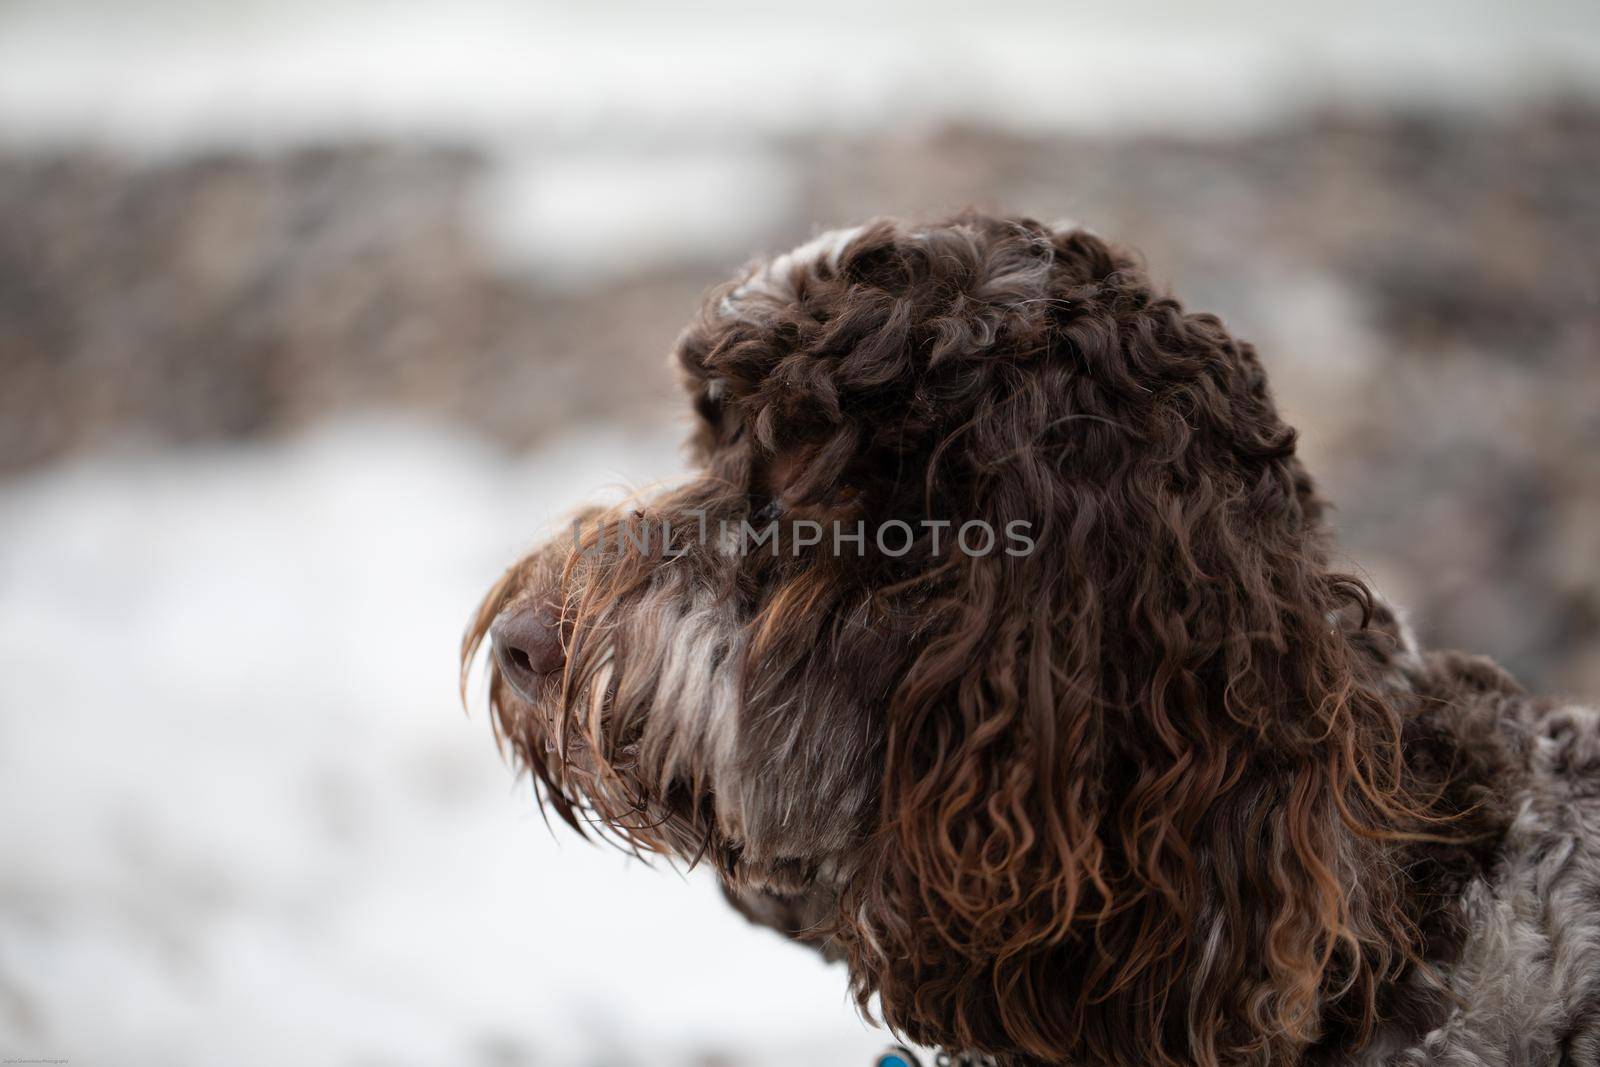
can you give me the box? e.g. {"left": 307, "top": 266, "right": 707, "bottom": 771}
{"left": 835, "top": 297, "right": 1426, "bottom": 1067}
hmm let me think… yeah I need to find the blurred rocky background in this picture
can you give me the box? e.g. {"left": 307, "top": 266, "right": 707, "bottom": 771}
{"left": 6, "top": 106, "right": 1597, "bottom": 692}
{"left": 1, "top": 2, "right": 1597, "bottom": 1065}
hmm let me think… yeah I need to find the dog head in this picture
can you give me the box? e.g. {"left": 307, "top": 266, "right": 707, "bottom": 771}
{"left": 465, "top": 214, "right": 1437, "bottom": 1067}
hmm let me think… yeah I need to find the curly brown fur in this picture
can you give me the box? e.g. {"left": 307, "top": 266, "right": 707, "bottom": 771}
{"left": 463, "top": 215, "right": 1546, "bottom": 1067}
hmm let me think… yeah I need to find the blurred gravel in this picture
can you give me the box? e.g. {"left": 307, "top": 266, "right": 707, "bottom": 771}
{"left": 1, "top": 105, "right": 1596, "bottom": 688}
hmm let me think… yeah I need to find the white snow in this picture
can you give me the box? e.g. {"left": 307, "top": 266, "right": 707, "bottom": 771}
{"left": 1, "top": 0, "right": 1597, "bottom": 150}
{"left": 477, "top": 146, "right": 799, "bottom": 287}
{"left": 0, "top": 418, "right": 888, "bottom": 1066}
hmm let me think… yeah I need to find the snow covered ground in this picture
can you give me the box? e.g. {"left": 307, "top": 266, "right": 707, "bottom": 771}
{"left": 4, "top": 0, "right": 1598, "bottom": 149}
{"left": 0, "top": 419, "right": 889, "bottom": 1066}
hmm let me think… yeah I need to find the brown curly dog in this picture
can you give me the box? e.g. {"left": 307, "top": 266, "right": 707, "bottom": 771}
{"left": 466, "top": 214, "right": 1598, "bottom": 1067}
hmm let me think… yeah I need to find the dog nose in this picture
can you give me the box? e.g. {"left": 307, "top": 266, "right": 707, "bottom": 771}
{"left": 490, "top": 602, "right": 566, "bottom": 699}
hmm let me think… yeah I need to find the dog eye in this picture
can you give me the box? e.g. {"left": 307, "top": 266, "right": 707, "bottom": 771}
{"left": 693, "top": 378, "right": 729, "bottom": 431}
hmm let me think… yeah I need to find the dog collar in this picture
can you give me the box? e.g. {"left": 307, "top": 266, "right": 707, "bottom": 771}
{"left": 876, "top": 1047, "right": 995, "bottom": 1067}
